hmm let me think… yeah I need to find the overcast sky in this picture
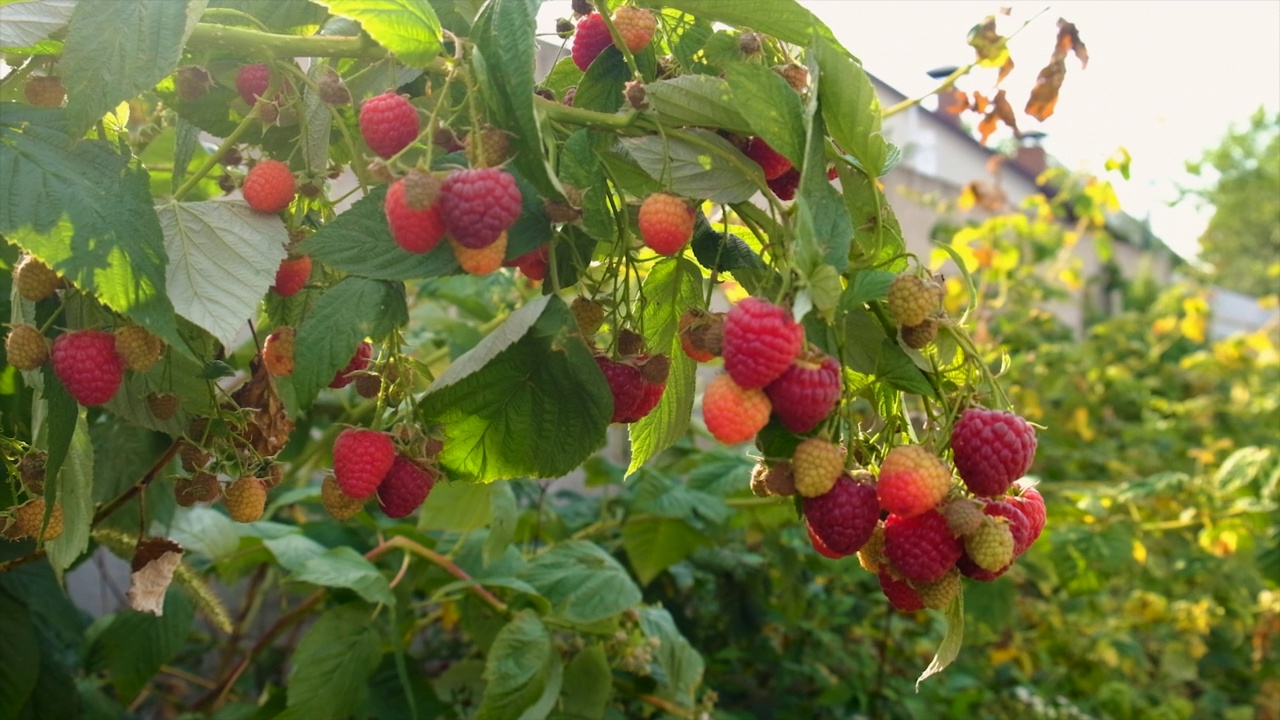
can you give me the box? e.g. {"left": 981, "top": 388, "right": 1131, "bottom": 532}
{"left": 537, "top": 1, "right": 1280, "bottom": 261}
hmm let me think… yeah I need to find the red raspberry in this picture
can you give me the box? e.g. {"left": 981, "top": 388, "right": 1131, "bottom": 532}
{"left": 6, "top": 324, "right": 49, "bottom": 371}
{"left": 272, "top": 255, "right": 311, "bottom": 297}
{"left": 679, "top": 309, "right": 723, "bottom": 362}
{"left": 377, "top": 456, "right": 436, "bottom": 518}
{"left": 359, "top": 92, "right": 420, "bottom": 158}
{"left": 883, "top": 509, "right": 962, "bottom": 584}
{"left": 702, "top": 373, "right": 771, "bottom": 443}
{"left": 450, "top": 233, "right": 508, "bottom": 275}
{"left": 722, "top": 297, "right": 804, "bottom": 389}
{"left": 876, "top": 445, "right": 951, "bottom": 518}
{"left": 235, "top": 64, "right": 271, "bottom": 105}
{"left": 878, "top": 571, "right": 924, "bottom": 612}
{"left": 744, "top": 137, "right": 792, "bottom": 180}
{"left": 637, "top": 193, "right": 694, "bottom": 256}
{"left": 572, "top": 13, "right": 612, "bottom": 71}
{"left": 803, "top": 475, "right": 879, "bottom": 557}
{"left": 332, "top": 428, "right": 396, "bottom": 499}
{"left": 764, "top": 350, "right": 841, "bottom": 433}
{"left": 330, "top": 341, "right": 373, "bottom": 388}
{"left": 385, "top": 178, "right": 445, "bottom": 253}
{"left": 807, "top": 524, "right": 844, "bottom": 559}
{"left": 243, "top": 159, "right": 296, "bottom": 213}
{"left": 982, "top": 499, "right": 1032, "bottom": 556}
{"left": 951, "top": 407, "right": 1037, "bottom": 496}
{"left": 1012, "top": 484, "right": 1046, "bottom": 546}
{"left": 767, "top": 168, "right": 800, "bottom": 200}
{"left": 440, "top": 168, "right": 523, "bottom": 249}
{"left": 262, "top": 327, "right": 295, "bottom": 376}
{"left": 51, "top": 330, "right": 124, "bottom": 406}
{"left": 506, "top": 245, "right": 549, "bottom": 281}
{"left": 612, "top": 7, "right": 656, "bottom": 53}
{"left": 596, "top": 355, "right": 645, "bottom": 423}
{"left": 620, "top": 374, "right": 665, "bottom": 424}
{"left": 957, "top": 552, "right": 1008, "bottom": 582}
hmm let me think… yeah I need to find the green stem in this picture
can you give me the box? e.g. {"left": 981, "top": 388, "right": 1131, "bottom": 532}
{"left": 597, "top": 11, "right": 643, "bottom": 80}
{"left": 199, "top": 7, "right": 270, "bottom": 32}
{"left": 171, "top": 106, "right": 261, "bottom": 201}
{"left": 185, "top": 22, "right": 398, "bottom": 61}
{"left": 881, "top": 63, "right": 975, "bottom": 120}
{"left": 534, "top": 95, "right": 640, "bottom": 130}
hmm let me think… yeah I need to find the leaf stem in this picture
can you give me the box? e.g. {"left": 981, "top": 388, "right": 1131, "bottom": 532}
{"left": 184, "top": 22, "right": 399, "bottom": 61}
{"left": 171, "top": 106, "right": 261, "bottom": 202}
{"left": 534, "top": 95, "right": 640, "bottom": 130}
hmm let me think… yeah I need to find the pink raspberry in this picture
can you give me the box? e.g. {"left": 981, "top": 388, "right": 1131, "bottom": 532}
{"left": 572, "top": 13, "right": 612, "bottom": 71}
{"left": 951, "top": 407, "right": 1037, "bottom": 496}
{"left": 385, "top": 178, "right": 445, "bottom": 253}
{"left": 377, "top": 456, "right": 435, "bottom": 518}
{"left": 883, "top": 509, "right": 962, "bottom": 584}
{"left": 235, "top": 64, "right": 271, "bottom": 105}
{"left": 744, "top": 137, "right": 792, "bottom": 180}
{"left": 440, "top": 168, "right": 523, "bottom": 249}
{"left": 764, "top": 350, "right": 841, "bottom": 433}
{"left": 51, "top": 330, "right": 124, "bottom": 406}
{"left": 803, "top": 475, "right": 879, "bottom": 557}
{"left": 878, "top": 571, "right": 924, "bottom": 612}
{"left": 332, "top": 428, "right": 396, "bottom": 500}
{"left": 722, "top": 297, "right": 804, "bottom": 389}
{"left": 330, "top": 341, "right": 373, "bottom": 388}
{"left": 1012, "top": 484, "right": 1046, "bottom": 546}
{"left": 359, "top": 92, "right": 421, "bottom": 158}
{"left": 876, "top": 445, "right": 952, "bottom": 518}
{"left": 767, "top": 168, "right": 800, "bottom": 200}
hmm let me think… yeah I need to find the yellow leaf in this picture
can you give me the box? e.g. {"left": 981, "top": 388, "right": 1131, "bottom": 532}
{"left": 1179, "top": 312, "right": 1206, "bottom": 344}
{"left": 1132, "top": 539, "right": 1147, "bottom": 564}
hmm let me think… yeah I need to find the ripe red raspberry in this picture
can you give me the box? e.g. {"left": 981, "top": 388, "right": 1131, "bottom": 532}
{"left": 807, "top": 524, "right": 844, "bottom": 559}
{"left": 878, "top": 571, "right": 924, "bottom": 612}
{"left": 572, "top": 13, "right": 612, "bottom": 71}
{"left": 51, "top": 330, "right": 124, "bottom": 406}
{"left": 321, "top": 474, "right": 365, "bottom": 520}
{"left": 359, "top": 92, "right": 420, "bottom": 158}
{"left": 596, "top": 355, "right": 645, "bottom": 424}
{"left": 621, "top": 375, "right": 665, "bottom": 423}
{"left": 722, "top": 297, "right": 804, "bottom": 389}
{"left": 235, "top": 64, "right": 271, "bottom": 105}
{"left": 385, "top": 178, "right": 445, "bottom": 253}
{"left": 886, "top": 273, "right": 942, "bottom": 327}
{"left": 272, "top": 255, "right": 312, "bottom": 297}
{"left": 243, "top": 159, "right": 296, "bottom": 213}
{"left": 767, "top": 168, "right": 800, "bottom": 200}
{"left": 440, "top": 168, "right": 523, "bottom": 249}
{"left": 678, "top": 309, "right": 724, "bottom": 362}
{"left": 114, "top": 325, "right": 164, "bottom": 372}
{"left": 803, "top": 475, "right": 878, "bottom": 557}
{"left": 744, "top": 137, "right": 792, "bottom": 180}
{"left": 506, "top": 245, "right": 549, "bottom": 281}
{"left": 612, "top": 6, "right": 656, "bottom": 52}
{"left": 765, "top": 350, "right": 841, "bottom": 433}
{"left": 951, "top": 407, "right": 1037, "bottom": 496}
{"left": 262, "top": 327, "right": 295, "bottom": 376}
{"left": 330, "top": 341, "right": 373, "bottom": 388}
{"left": 6, "top": 324, "right": 49, "bottom": 371}
{"left": 450, "top": 233, "right": 508, "bottom": 275}
{"left": 332, "top": 428, "right": 396, "bottom": 499}
{"left": 982, "top": 499, "right": 1032, "bottom": 557}
{"left": 225, "top": 477, "right": 267, "bottom": 523}
{"left": 1012, "top": 484, "right": 1046, "bottom": 546}
{"left": 876, "top": 445, "right": 951, "bottom": 518}
{"left": 883, "top": 509, "right": 962, "bottom": 584}
{"left": 792, "top": 438, "right": 844, "bottom": 498}
{"left": 637, "top": 193, "right": 694, "bottom": 256}
{"left": 377, "top": 456, "right": 436, "bottom": 518}
{"left": 14, "top": 254, "right": 62, "bottom": 301}
{"left": 702, "top": 373, "right": 770, "bottom": 444}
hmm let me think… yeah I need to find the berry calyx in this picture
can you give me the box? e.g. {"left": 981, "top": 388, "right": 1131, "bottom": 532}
{"left": 637, "top": 193, "right": 695, "bottom": 256}
{"left": 722, "top": 297, "right": 804, "bottom": 389}
{"left": 764, "top": 349, "right": 842, "bottom": 433}
{"left": 876, "top": 445, "right": 952, "bottom": 518}
{"left": 377, "top": 457, "right": 436, "bottom": 518}
{"left": 612, "top": 6, "right": 657, "bottom": 52}
{"left": 6, "top": 324, "right": 49, "bottom": 371}
{"left": 440, "top": 168, "right": 523, "bottom": 249}
{"left": 332, "top": 428, "right": 396, "bottom": 500}
{"left": 702, "top": 373, "right": 771, "bottom": 444}
{"left": 572, "top": 13, "right": 612, "bottom": 71}
{"left": 330, "top": 341, "right": 373, "bottom": 388}
{"left": 51, "top": 330, "right": 125, "bottom": 406}
{"left": 385, "top": 178, "right": 446, "bottom": 253}
{"left": 243, "top": 159, "right": 296, "bottom": 213}
{"left": 951, "top": 407, "right": 1038, "bottom": 497}
{"left": 272, "top": 255, "right": 312, "bottom": 297}
{"left": 359, "top": 92, "right": 421, "bottom": 158}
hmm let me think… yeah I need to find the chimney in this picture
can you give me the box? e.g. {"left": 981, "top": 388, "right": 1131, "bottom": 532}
{"left": 1013, "top": 131, "right": 1048, "bottom": 176}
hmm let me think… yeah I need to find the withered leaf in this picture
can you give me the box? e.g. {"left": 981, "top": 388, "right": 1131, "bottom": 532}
{"left": 978, "top": 90, "right": 1018, "bottom": 144}
{"left": 1026, "top": 58, "right": 1066, "bottom": 121}
{"left": 231, "top": 359, "right": 295, "bottom": 458}
{"left": 967, "top": 16, "right": 1009, "bottom": 67}
{"left": 1054, "top": 18, "right": 1088, "bottom": 68}
{"left": 997, "top": 56, "right": 1015, "bottom": 84}
{"left": 944, "top": 89, "right": 969, "bottom": 115}
{"left": 127, "top": 538, "right": 184, "bottom": 616}
{"left": 972, "top": 91, "right": 991, "bottom": 114}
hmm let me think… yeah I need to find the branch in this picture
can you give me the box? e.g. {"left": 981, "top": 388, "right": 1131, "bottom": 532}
{"left": 186, "top": 23, "right": 389, "bottom": 61}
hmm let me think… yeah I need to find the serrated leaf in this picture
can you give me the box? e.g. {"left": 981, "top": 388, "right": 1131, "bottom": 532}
{"left": 476, "top": 610, "right": 551, "bottom": 720}
{"left": 421, "top": 296, "right": 611, "bottom": 482}
{"left": 917, "top": 591, "right": 964, "bottom": 690}
{"left": 483, "top": 482, "right": 517, "bottom": 567}
{"left": 418, "top": 482, "right": 493, "bottom": 531}
{"left": 837, "top": 162, "right": 906, "bottom": 270}
{"left": 88, "top": 592, "right": 195, "bottom": 703}
{"left": 841, "top": 269, "right": 896, "bottom": 308}
{"left": 519, "top": 541, "right": 642, "bottom": 626}
{"left": 876, "top": 338, "right": 936, "bottom": 398}
{"left": 300, "top": 63, "right": 333, "bottom": 175}
{"left": 294, "top": 276, "right": 408, "bottom": 407}
{"left": 157, "top": 200, "right": 288, "bottom": 348}
{"left": 0, "top": 0, "right": 75, "bottom": 50}
{"left": 724, "top": 64, "right": 805, "bottom": 165}
{"left": 61, "top": 0, "right": 206, "bottom": 136}
{"left": 45, "top": 413, "right": 93, "bottom": 573}
{"left": 562, "top": 645, "right": 612, "bottom": 719}
{"left": 282, "top": 604, "right": 383, "bottom": 720}
{"left": 290, "top": 547, "right": 395, "bottom": 606}
{"left": 646, "top": 74, "right": 753, "bottom": 135}
{"left": 302, "top": 186, "right": 459, "bottom": 280}
{"left": 618, "top": 129, "right": 761, "bottom": 203}
{"left": 0, "top": 584, "right": 40, "bottom": 716}
{"left": 572, "top": 46, "right": 631, "bottom": 114}
{"left": 622, "top": 517, "right": 707, "bottom": 585}
{"left": 559, "top": 130, "right": 614, "bottom": 242}
{"left": 313, "top": 0, "right": 442, "bottom": 65}
{"left": 815, "top": 37, "right": 889, "bottom": 177}
{"left": 637, "top": 607, "right": 704, "bottom": 707}
{"left": 639, "top": 0, "right": 831, "bottom": 47}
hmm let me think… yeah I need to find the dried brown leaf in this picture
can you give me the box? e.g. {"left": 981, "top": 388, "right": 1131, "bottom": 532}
{"left": 127, "top": 538, "right": 184, "bottom": 616}
{"left": 1054, "top": 18, "right": 1088, "bottom": 68}
{"left": 1026, "top": 58, "right": 1066, "bottom": 121}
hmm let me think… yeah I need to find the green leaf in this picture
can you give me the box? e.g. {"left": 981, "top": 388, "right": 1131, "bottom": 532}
{"left": 640, "top": 0, "right": 831, "bottom": 47}
{"left": 88, "top": 592, "right": 195, "bottom": 703}
{"left": 875, "top": 338, "right": 936, "bottom": 398}
{"left": 45, "top": 413, "right": 93, "bottom": 573}
{"left": 841, "top": 269, "right": 896, "bottom": 308}
{"left": 637, "top": 607, "right": 704, "bottom": 707}
{"left": 37, "top": 364, "right": 78, "bottom": 501}
{"left": 724, "top": 64, "right": 806, "bottom": 165}
{"left": 313, "top": 0, "right": 442, "bottom": 65}
{"left": 916, "top": 591, "right": 964, "bottom": 690}
{"left": 421, "top": 295, "right": 611, "bottom": 482}
{"left": 559, "top": 130, "right": 614, "bottom": 242}
{"left": 302, "top": 187, "right": 459, "bottom": 280}
{"left": 519, "top": 540, "right": 642, "bottom": 626}
{"left": 483, "top": 482, "right": 517, "bottom": 567}
{"left": 646, "top": 74, "right": 753, "bottom": 135}
{"left": 300, "top": 63, "right": 334, "bottom": 176}
{"left": 0, "top": 0, "right": 74, "bottom": 50}
{"left": 561, "top": 645, "right": 612, "bottom": 719}
{"left": 475, "top": 610, "right": 551, "bottom": 720}
{"left": 294, "top": 276, "right": 408, "bottom": 407}
{"left": 61, "top": 0, "right": 206, "bottom": 135}
{"left": 281, "top": 604, "right": 384, "bottom": 720}
{"left": 157, "top": 200, "right": 289, "bottom": 348}
{"left": 837, "top": 162, "right": 906, "bottom": 270}
{"left": 418, "top": 481, "right": 493, "bottom": 531}
{"left": 794, "top": 104, "right": 852, "bottom": 272}
{"left": 627, "top": 258, "right": 702, "bottom": 476}
{"left": 618, "top": 129, "right": 761, "bottom": 203}
{"left": 167, "top": 506, "right": 244, "bottom": 561}
{"left": 0, "top": 590, "right": 39, "bottom": 717}
{"left": 622, "top": 517, "right": 707, "bottom": 585}
{"left": 572, "top": 46, "right": 631, "bottom": 113}
{"left": 815, "top": 37, "right": 889, "bottom": 177}
{"left": 290, "top": 547, "right": 395, "bottom": 606}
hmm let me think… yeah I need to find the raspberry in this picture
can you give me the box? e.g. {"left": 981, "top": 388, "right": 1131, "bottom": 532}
{"left": 702, "top": 373, "right": 771, "bottom": 444}
{"left": 624, "top": 80, "right": 647, "bottom": 111}
{"left": 224, "top": 477, "right": 267, "bottom": 523}
{"left": 114, "top": 325, "right": 164, "bottom": 372}
{"left": 330, "top": 341, "right": 373, "bottom": 388}
{"left": 508, "top": 245, "right": 549, "bottom": 282}
{"left": 51, "top": 330, "right": 124, "bottom": 406}
{"left": 14, "top": 254, "right": 61, "bottom": 301}
{"left": 359, "top": 92, "right": 420, "bottom": 158}
{"left": 612, "top": 6, "right": 656, "bottom": 52}
{"left": 377, "top": 457, "right": 435, "bottom": 518}
{"left": 876, "top": 445, "right": 951, "bottom": 518}
{"left": 596, "top": 355, "right": 645, "bottom": 424}
{"left": 23, "top": 75, "right": 65, "bottom": 108}
{"left": 883, "top": 509, "right": 962, "bottom": 584}
{"left": 886, "top": 274, "right": 942, "bottom": 327}
{"left": 317, "top": 67, "right": 351, "bottom": 106}
{"left": 901, "top": 318, "right": 938, "bottom": 349}
{"left": 262, "top": 327, "right": 295, "bottom": 376}
{"left": 466, "top": 126, "right": 512, "bottom": 168}
{"left": 175, "top": 472, "right": 220, "bottom": 507}
{"left": 807, "top": 524, "right": 844, "bottom": 560}
{"left": 243, "top": 159, "right": 296, "bottom": 213}
{"left": 1012, "top": 484, "right": 1046, "bottom": 546}
{"left": 916, "top": 567, "right": 961, "bottom": 610}
{"left": 180, "top": 442, "right": 212, "bottom": 472}
{"left": 384, "top": 178, "right": 446, "bottom": 254}
{"left": 235, "top": 64, "right": 271, "bottom": 105}
{"left": 803, "top": 475, "right": 878, "bottom": 557}
{"left": 146, "top": 392, "right": 180, "bottom": 420}
{"left": 450, "top": 232, "right": 508, "bottom": 275}
{"left": 18, "top": 453, "right": 45, "bottom": 494}
{"left": 440, "top": 168, "right": 523, "bottom": 249}
{"left": 722, "top": 297, "right": 804, "bottom": 388}
{"left": 332, "top": 428, "right": 396, "bottom": 499}
{"left": 637, "top": 193, "right": 694, "bottom": 256}
{"left": 774, "top": 64, "right": 809, "bottom": 93}
{"left": 6, "top": 324, "right": 49, "bottom": 371}
{"left": 679, "top": 309, "right": 724, "bottom": 362}
{"left": 5, "top": 498, "right": 63, "bottom": 541}
{"left": 402, "top": 170, "right": 443, "bottom": 210}
{"left": 942, "top": 498, "right": 985, "bottom": 536}
{"left": 964, "top": 516, "right": 1015, "bottom": 572}
{"left": 744, "top": 137, "right": 792, "bottom": 180}
{"left": 572, "top": 13, "right": 612, "bottom": 71}
{"left": 951, "top": 407, "right": 1038, "bottom": 497}
{"left": 857, "top": 522, "right": 886, "bottom": 573}
{"left": 762, "top": 461, "right": 797, "bottom": 496}
{"left": 355, "top": 372, "right": 382, "bottom": 399}
{"left": 982, "top": 499, "right": 1032, "bottom": 557}
{"left": 878, "top": 571, "right": 924, "bottom": 612}
{"left": 792, "top": 438, "right": 845, "bottom": 498}
{"left": 175, "top": 65, "right": 212, "bottom": 101}
{"left": 320, "top": 474, "right": 365, "bottom": 520}
{"left": 764, "top": 350, "right": 841, "bottom": 433}
{"left": 739, "top": 32, "right": 762, "bottom": 55}
{"left": 767, "top": 168, "right": 800, "bottom": 200}
{"left": 272, "top": 255, "right": 312, "bottom": 297}
{"left": 957, "top": 552, "right": 1007, "bottom": 582}
{"left": 572, "top": 297, "right": 605, "bottom": 336}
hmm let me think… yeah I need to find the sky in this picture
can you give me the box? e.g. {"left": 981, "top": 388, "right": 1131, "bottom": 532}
{"left": 535, "top": 1, "right": 1280, "bottom": 261}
